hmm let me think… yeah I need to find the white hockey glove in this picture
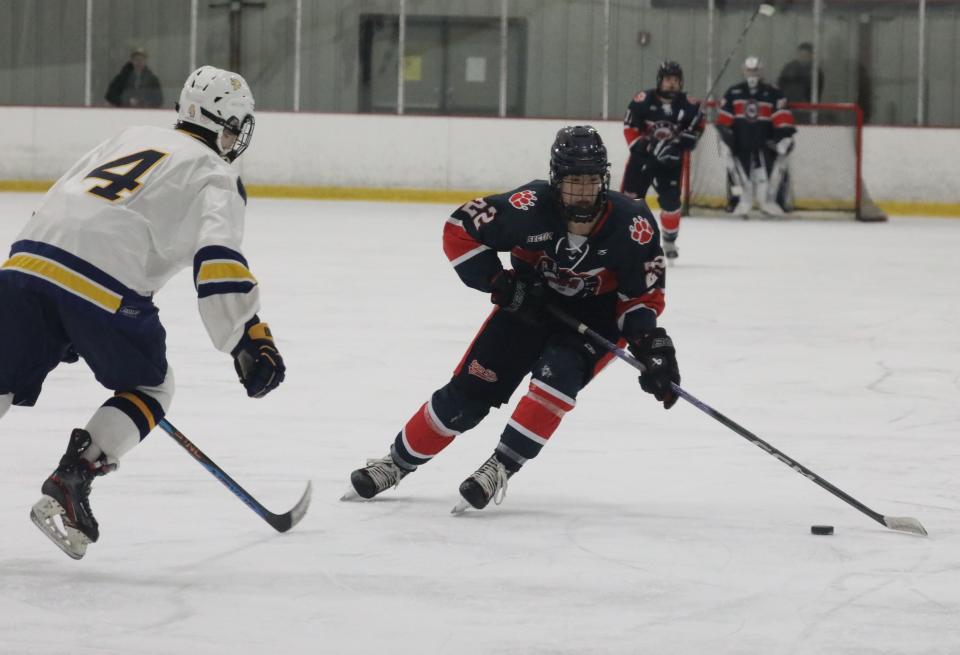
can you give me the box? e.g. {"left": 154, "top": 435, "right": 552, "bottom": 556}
{"left": 775, "top": 137, "right": 794, "bottom": 156}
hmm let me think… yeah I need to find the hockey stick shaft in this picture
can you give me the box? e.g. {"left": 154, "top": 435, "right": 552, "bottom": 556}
{"left": 546, "top": 306, "right": 926, "bottom": 536}
{"left": 691, "top": 3, "right": 775, "bottom": 131}
{"left": 158, "top": 418, "right": 311, "bottom": 533}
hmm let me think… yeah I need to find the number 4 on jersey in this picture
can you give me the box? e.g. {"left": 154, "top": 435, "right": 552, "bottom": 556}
{"left": 85, "top": 149, "right": 168, "bottom": 202}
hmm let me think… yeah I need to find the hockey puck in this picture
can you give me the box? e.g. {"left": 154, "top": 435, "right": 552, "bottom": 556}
{"left": 811, "top": 525, "right": 834, "bottom": 535}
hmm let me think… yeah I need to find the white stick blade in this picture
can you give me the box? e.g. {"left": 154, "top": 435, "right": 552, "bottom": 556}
{"left": 758, "top": 4, "right": 776, "bottom": 17}
{"left": 883, "top": 516, "right": 928, "bottom": 536}
{"left": 288, "top": 481, "right": 313, "bottom": 528}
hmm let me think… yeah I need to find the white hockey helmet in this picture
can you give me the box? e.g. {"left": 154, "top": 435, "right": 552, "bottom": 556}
{"left": 743, "top": 56, "right": 763, "bottom": 89}
{"left": 177, "top": 66, "right": 255, "bottom": 160}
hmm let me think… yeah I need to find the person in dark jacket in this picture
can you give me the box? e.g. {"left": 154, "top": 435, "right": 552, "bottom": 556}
{"left": 105, "top": 48, "right": 163, "bottom": 108}
{"left": 776, "top": 43, "right": 824, "bottom": 104}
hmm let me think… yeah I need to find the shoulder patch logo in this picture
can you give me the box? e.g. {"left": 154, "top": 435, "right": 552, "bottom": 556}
{"left": 634, "top": 91, "right": 647, "bottom": 102}
{"left": 630, "top": 216, "right": 655, "bottom": 245}
{"left": 509, "top": 189, "right": 538, "bottom": 211}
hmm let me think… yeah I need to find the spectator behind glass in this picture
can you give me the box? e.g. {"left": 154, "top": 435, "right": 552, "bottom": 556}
{"left": 777, "top": 43, "right": 824, "bottom": 104}
{"left": 105, "top": 48, "right": 163, "bottom": 108}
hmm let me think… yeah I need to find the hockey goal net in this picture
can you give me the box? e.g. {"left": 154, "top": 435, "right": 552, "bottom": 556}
{"left": 682, "top": 102, "right": 886, "bottom": 221}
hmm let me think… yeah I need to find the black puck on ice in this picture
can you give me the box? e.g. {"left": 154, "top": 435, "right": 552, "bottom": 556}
{"left": 811, "top": 525, "right": 834, "bottom": 535}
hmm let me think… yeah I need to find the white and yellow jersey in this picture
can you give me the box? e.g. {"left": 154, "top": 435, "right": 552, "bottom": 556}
{"left": 1, "top": 125, "right": 259, "bottom": 352}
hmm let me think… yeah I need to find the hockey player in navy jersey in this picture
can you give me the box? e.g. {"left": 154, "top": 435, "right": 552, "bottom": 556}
{"left": 0, "top": 66, "right": 286, "bottom": 559}
{"left": 344, "top": 126, "right": 681, "bottom": 512}
{"left": 622, "top": 61, "right": 704, "bottom": 261}
{"left": 717, "top": 57, "right": 797, "bottom": 217}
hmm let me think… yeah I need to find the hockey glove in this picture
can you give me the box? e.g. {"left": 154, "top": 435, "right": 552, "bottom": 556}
{"left": 775, "top": 137, "right": 794, "bottom": 156}
{"left": 232, "top": 317, "right": 286, "bottom": 398}
{"left": 60, "top": 344, "right": 80, "bottom": 364}
{"left": 491, "top": 270, "right": 546, "bottom": 321}
{"left": 628, "top": 327, "right": 680, "bottom": 409}
{"left": 651, "top": 139, "right": 681, "bottom": 165}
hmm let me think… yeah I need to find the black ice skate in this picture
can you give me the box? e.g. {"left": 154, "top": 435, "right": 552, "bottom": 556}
{"left": 452, "top": 454, "right": 513, "bottom": 514}
{"left": 30, "top": 429, "right": 115, "bottom": 560}
{"left": 342, "top": 452, "right": 414, "bottom": 501}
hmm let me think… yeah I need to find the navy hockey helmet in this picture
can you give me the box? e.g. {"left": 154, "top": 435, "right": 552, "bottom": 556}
{"left": 656, "top": 60, "right": 684, "bottom": 99}
{"left": 549, "top": 125, "right": 611, "bottom": 223}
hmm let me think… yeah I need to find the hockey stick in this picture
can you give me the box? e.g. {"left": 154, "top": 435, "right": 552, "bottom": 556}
{"left": 705, "top": 3, "right": 777, "bottom": 104}
{"left": 545, "top": 306, "right": 927, "bottom": 537}
{"left": 158, "top": 418, "right": 312, "bottom": 533}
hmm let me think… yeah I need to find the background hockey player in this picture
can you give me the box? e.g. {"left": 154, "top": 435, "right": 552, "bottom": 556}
{"left": 344, "top": 126, "right": 681, "bottom": 512}
{"left": 716, "top": 56, "right": 796, "bottom": 217}
{"left": 0, "top": 66, "right": 286, "bottom": 559}
{"left": 621, "top": 61, "right": 704, "bottom": 261}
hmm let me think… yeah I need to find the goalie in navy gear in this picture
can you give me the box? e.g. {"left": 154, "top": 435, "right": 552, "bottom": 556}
{"left": 716, "top": 56, "right": 797, "bottom": 217}
{"left": 621, "top": 61, "right": 704, "bottom": 261}
{"left": 345, "top": 126, "right": 681, "bottom": 512}
{"left": 0, "top": 66, "right": 286, "bottom": 559}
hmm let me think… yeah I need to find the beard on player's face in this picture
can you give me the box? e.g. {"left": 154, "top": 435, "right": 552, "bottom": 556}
{"left": 560, "top": 174, "right": 601, "bottom": 209}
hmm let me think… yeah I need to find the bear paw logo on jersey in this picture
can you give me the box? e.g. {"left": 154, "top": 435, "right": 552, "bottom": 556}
{"left": 630, "top": 216, "right": 655, "bottom": 244}
{"left": 509, "top": 189, "right": 538, "bottom": 211}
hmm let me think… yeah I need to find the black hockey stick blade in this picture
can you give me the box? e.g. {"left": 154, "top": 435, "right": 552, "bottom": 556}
{"left": 159, "top": 419, "right": 312, "bottom": 533}
{"left": 546, "top": 305, "right": 929, "bottom": 537}
{"left": 267, "top": 481, "right": 313, "bottom": 532}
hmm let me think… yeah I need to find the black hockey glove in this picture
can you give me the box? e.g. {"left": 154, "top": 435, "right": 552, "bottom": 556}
{"left": 490, "top": 270, "right": 546, "bottom": 321}
{"left": 650, "top": 139, "right": 681, "bottom": 165}
{"left": 231, "top": 317, "right": 286, "bottom": 398}
{"left": 60, "top": 344, "right": 80, "bottom": 364}
{"left": 628, "top": 327, "right": 680, "bottom": 409}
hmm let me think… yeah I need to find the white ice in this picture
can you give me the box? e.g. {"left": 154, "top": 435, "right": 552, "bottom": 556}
{"left": 1, "top": 193, "right": 959, "bottom": 654}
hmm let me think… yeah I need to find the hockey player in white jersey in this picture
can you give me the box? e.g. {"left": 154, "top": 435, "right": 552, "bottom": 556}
{"left": 0, "top": 66, "right": 286, "bottom": 559}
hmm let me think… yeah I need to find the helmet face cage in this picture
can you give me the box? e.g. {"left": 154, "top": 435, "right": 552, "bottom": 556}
{"left": 231, "top": 114, "right": 254, "bottom": 161}
{"left": 656, "top": 60, "right": 684, "bottom": 99}
{"left": 549, "top": 126, "right": 611, "bottom": 223}
{"left": 215, "top": 113, "right": 255, "bottom": 162}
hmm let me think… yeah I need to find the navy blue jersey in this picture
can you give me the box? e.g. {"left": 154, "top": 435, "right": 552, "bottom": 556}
{"left": 716, "top": 81, "right": 797, "bottom": 153}
{"left": 623, "top": 89, "right": 704, "bottom": 155}
{"left": 442, "top": 181, "right": 666, "bottom": 339}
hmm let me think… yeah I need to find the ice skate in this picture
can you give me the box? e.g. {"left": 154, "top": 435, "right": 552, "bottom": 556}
{"left": 662, "top": 238, "right": 679, "bottom": 262}
{"left": 342, "top": 452, "right": 414, "bottom": 500}
{"left": 733, "top": 178, "right": 754, "bottom": 218}
{"left": 759, "top": 200, "right": 784, "bottom": 216}
{"left": 30, "top": 429, "right": 115, "bottom": 560}
{"left": 756, "top": 180, "right": 783, "bottom": 216}
{"left": 452, "top": 454, "right": 513, "bottom": 514}
{"left": 733, "top": 195, "right": 753, "bottom": 218}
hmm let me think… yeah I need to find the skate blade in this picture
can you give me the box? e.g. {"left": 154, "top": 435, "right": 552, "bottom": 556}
{"left": 30, "top": 496, "right": 89, "bottom": 560}
{"left": 451, "top": 498, "right": 471, "bottom": 515}
{"left": 340, "top": 485, "right": 362, "bottom": 501}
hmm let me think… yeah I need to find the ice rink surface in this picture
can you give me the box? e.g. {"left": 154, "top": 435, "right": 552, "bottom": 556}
{"left": 0, "top": 192, "right": 958, "bottom": 654}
